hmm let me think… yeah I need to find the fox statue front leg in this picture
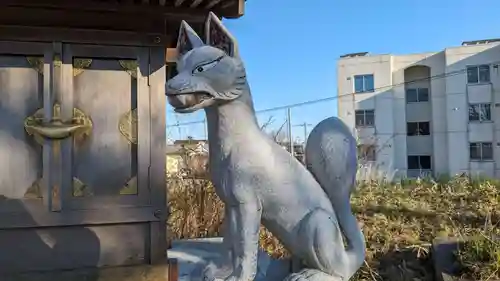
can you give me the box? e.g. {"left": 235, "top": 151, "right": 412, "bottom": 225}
{"left": 204, "top": 201, "right": 262, "bottom": 281}
{"left": 202, "top": 208, "right": 235, "bottom": 280}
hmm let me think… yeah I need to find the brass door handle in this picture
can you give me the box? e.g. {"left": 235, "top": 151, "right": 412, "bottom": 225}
{"left": 24, "top": 104, "right": 93, "bottom": 144}
{"left": 25, "top": 119, "right": 88, "bottom": 140}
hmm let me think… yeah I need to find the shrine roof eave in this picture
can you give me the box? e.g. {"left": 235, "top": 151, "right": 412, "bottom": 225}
{"left": 1, "top": 0, "right": 246, "bottom": 20}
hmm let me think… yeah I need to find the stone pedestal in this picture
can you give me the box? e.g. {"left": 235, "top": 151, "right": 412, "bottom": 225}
{"left": 167, "top": 238, "right": 292, "bottom": 281}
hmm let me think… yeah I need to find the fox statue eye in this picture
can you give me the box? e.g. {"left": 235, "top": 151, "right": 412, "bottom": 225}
{"left": 192, "top": 57, "right": 223, "bottom": 74}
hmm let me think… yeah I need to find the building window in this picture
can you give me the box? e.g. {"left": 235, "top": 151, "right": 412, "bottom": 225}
{"left": 468, "top": 103, "right": 491, "bottom": 122}
{"left": 467, "top": 65, "right": 490, "bottom": 84}
{"left": 354, "top": 74, "right": 375, "bottom": 93}
{"left": 407, "top": 122, "right": 430, "bottom": 136}
{"left": 406, "top": 88, "right": 429, "bottom": 103}
{"left": 357, "top": 144, "right": 376, "bottom": 161}
{"left": 407, "top": 155, "right": 432, "bottom": 170}
{"left": 469, "top": 142, "right": 493, "bottom": 161}
{"left": 355, "top": 110, "right": 375, "bottom": 127}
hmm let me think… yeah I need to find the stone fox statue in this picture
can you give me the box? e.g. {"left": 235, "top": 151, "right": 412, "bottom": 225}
{"left": 166, "top": 12, "right": 366, "bottom": 281}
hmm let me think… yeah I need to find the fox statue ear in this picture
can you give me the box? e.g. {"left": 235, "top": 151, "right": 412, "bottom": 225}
{"left": 205, "top": 12, "right": 239, "bottom": 57}
{"left": 177, "top": 20, "right": 204, "bottom": 57}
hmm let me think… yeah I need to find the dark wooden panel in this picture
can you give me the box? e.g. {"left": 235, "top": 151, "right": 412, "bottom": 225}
{"left": 0, "top": 223, "right": 148, "bottom": 273}
{"left": 0, "top": 25, "right": 170, "bottom": 47}
{"left": 60, "top": 43, "right": 74, "bottom": 212}
{"left": 0, "top": 261, "right": 170, "bottom": 281}
{"left": 0, "top": 54, "right": 43, "bottom": 202}
{"left": 42, "top": 48, "right": 56, "bottom": 209}
{"left": 137, "top": 48, "right": 151, "bottom": 205}
{"left": 60, "top": 44, "right": 153, "bottom": 210}
{"left": 220, "top": 0, "right": 245, "bottom": 19}
{"left": 68, "top": 196, "right": 145, "bottom": 210}
{"left": 0, "top": 41, "right": 50, "bottom": 55}
{"left": 0, "top": 0, "right": 239, "bottom": 19}
{"left": 71, "top": 59, "right": 137, "bottom": 197}
{"left": 0, "top": 42, "right": 167, "bottom": 274}
{"left": 0, "top": 206, "right": 157, "bottom": 229}
{"left": 50, "top": 42, "right": 63, "bottom": 211}
{"left": 148, "top": 47, "right": 167, "bottom": 263}
{"left": 0, "top": 200, "right": 42, "bottom": 216}
{"left": 0, "top": 7, "right": 167, "bottom": 34}
{"left": 69, "top": 44, "right": 140, "bottom": 59}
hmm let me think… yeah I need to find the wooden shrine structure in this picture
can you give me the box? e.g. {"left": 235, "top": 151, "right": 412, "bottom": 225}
{"left": 0, "top": 1, "right": 245, "bottom": 280}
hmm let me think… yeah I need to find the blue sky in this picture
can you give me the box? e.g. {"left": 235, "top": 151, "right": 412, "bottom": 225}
{"left": 167, "top": 0, "right": 500, "bottom": 142}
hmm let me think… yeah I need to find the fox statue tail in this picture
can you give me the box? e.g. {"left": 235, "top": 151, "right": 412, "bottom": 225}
{"left": 287, "top": 117, "right": 366, "bottom": 281}
{"left": 305, "top": 116, "right": 358, "bottom": 209}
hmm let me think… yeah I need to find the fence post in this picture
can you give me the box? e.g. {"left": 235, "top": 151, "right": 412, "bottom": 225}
{"left": 287, "top": 107, "right": 294, "bottom": 155}
{"left": 302, "top": 123, "right": 308, "bottom": 145}
{"left": 203, "top": 119, "right": 208, "bottom": 140}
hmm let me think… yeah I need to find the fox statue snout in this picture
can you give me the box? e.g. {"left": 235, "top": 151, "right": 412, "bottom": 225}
{"left": 165, "top": 47, "right": 244, "bottom": 113}
{"left": 166, "top": 70, "right": 217, "bottom": 113}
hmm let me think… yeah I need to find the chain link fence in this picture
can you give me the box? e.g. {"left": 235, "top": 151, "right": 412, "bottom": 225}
{"left": 165, "top": 99, "right": 337, "bottom": 176}
{"left": 166, "top": 99, "right": 337, "bottom": 145}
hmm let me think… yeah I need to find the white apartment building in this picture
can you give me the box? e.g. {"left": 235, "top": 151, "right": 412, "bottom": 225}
{"left": 337, "top": 39, "right": 500, "bottom": 178}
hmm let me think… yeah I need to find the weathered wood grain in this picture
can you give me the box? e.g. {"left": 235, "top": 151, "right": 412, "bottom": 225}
{"left": 0, "top": 25, "right": 170, "bottom": 47}
{"left": 51, "top": 42, "right": 63, "bottom": 211}
{"left": 0, "top": 206, "right": 157, "bottom": 229}
{"left": 0, "top": 54, "right": 43, "bottom": 201}
{"left": 0, "top": 261, "right": 171, "bottom": 281}
{"left": 0, "top": 223, "right": 149, "bottom": 272}
{"left": 42, "top": 47, "right": 55, "bottom": 208}
{"left": 149, "top": 46, "right": 167, "bottom": 263}
{"left": 137, "top": 47, "right": 151, "bottom": 205}
{"left": 0, "top": 42, "right": 167, "bottom": 273}
{"left": 71, "top": 57, "right": 135, "bottom": 197}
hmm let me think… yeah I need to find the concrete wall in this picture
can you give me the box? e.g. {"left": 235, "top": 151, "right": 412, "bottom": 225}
{"left": 444, "top": 43, "right": 500, "bottom": 177}
{"left": 337, "top": 42, "right": 500, "bottom": 178}
{"left": 337, "top": 55, "right": 395, "bottom": 173}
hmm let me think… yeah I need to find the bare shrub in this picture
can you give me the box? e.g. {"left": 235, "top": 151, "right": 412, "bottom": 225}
{"left": 167, "top": 167, "right": 500, "bottom": 280}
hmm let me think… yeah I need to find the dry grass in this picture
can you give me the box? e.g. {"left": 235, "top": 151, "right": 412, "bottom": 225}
{"left": 455, "top": 229, "right": 500, "bottom": 280}
{"left": 167, "top": 174, "right": 500, "bottom": 281}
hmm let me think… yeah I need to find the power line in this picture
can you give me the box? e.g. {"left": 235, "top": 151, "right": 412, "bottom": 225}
{"left": 165, "top": 60, "right": 500, "bottom": 164}
{"left": 166, "top": 60, "right": 500, "bottom": 128}
{"left": 166, "top": 66, "right": 466, "bottom": 127}
{"left": 354, "top": 60, "right": 499, "bottom": 161}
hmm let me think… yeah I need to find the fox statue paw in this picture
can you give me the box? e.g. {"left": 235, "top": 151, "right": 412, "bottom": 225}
{"left": 202, "top": 261, "right": 233, "bottom": 281}
{"left": 284, "top": 269, "right": 343, "bottom": 281}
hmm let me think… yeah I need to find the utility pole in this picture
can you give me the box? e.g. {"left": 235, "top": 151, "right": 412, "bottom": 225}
{"left": 174, "top": 113, "right": 182, "bottom": 139}
{"left": 175, "top": 122, "right": 182, "bottom": 139}
{"left": 293, "top": 122, "right": 313, "bottom": 144}
{"left": 203, "top": 119, "right": 208, "bottom": 140}
{"left": 286, "top": 108, "right": 294, "bottom": 156}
